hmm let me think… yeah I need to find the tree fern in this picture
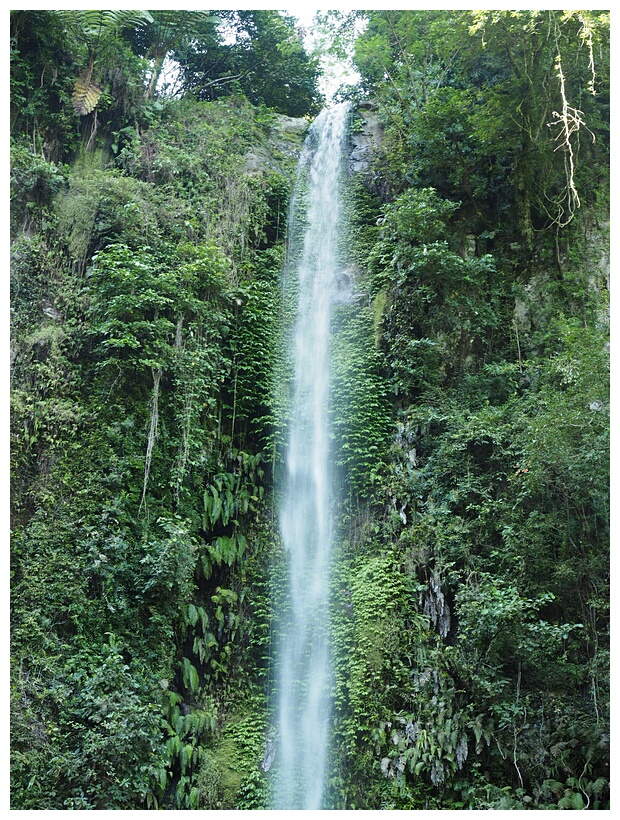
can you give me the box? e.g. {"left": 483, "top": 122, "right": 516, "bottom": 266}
{"left": 53, "top": 10, "right": 154, "bottom": 115}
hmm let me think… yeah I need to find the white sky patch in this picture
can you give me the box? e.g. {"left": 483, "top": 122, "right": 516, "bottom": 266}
{"left": 284, "top": 7, "right": 363, "bottom": 103}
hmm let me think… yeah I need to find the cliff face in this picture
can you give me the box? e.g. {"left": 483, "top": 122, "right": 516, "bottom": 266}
{"left": 349, "top": 103, "right": 383, "bottom": 173}
{"left": 242, "top": 114, "right": 308, "bottom": 175}
{"left": 323, "top": 78, "right": 609, "bottom": 806}
{"left": 10, "top": 12, "right": 609, "bottom": 806}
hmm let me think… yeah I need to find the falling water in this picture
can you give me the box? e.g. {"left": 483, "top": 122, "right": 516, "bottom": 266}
{"left": 274, "top": 103, "right": 350, "bottom": 810}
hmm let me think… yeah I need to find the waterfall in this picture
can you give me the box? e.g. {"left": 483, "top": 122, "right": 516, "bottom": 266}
{"left": 274, "top": 103, "right": 350, "bottom": 810}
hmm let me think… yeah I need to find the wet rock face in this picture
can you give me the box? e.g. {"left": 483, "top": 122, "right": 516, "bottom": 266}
{"left": 349, "top": 102, "right": 383, "bottom": 174}
{"left": 242, "top": 105, "right": 383, "bottom": 178}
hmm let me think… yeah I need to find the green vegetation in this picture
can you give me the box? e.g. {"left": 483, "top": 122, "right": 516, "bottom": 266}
{"left": 10, "top": 9, "right": 309, "bottom": 808}
{"left": 11, "top": 8, "right": 608, "bottom": 811}
{"left": 324, "top": 9, "right": 609, "bottom": 810}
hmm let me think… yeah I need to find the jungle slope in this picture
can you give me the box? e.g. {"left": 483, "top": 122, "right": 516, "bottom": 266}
{"left": 10, "top": 8, "right": 610, "bottom": 811}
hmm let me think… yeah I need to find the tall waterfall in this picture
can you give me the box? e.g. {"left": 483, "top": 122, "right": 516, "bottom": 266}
{"left": 274, "top": 103, "right": 350, "bottom": 810}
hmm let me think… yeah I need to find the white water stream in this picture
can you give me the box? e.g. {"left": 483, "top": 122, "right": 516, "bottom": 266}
{"left": 274, "top": 103, "right": 350, "bottom": 810}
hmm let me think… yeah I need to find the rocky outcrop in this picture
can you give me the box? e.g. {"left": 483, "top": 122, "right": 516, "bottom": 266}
{"left": 349, "top": 101, "right": 382, "bottom": 174}
{"left": 242, "top": 114, "right": 308, "bottom": 176}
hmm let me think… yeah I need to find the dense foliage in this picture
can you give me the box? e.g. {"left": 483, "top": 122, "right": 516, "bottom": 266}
{"left": 172, "top": 10, "right": 323, "bottom": 118}
{"left": 10, "top": 9, "right": 313, "bottom": 809}
{"left": 324, "top": 9, "right": 610, "bottom": 810}
{"left": 11, "top": 8, "right": 608, "bottom": 811}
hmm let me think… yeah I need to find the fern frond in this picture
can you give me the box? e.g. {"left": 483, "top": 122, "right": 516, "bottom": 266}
{"left": 54, "top": 10, "right": 154, "bottom": 50}
{"left": 72, "top": 75, "right": 102, "bottom": 116}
